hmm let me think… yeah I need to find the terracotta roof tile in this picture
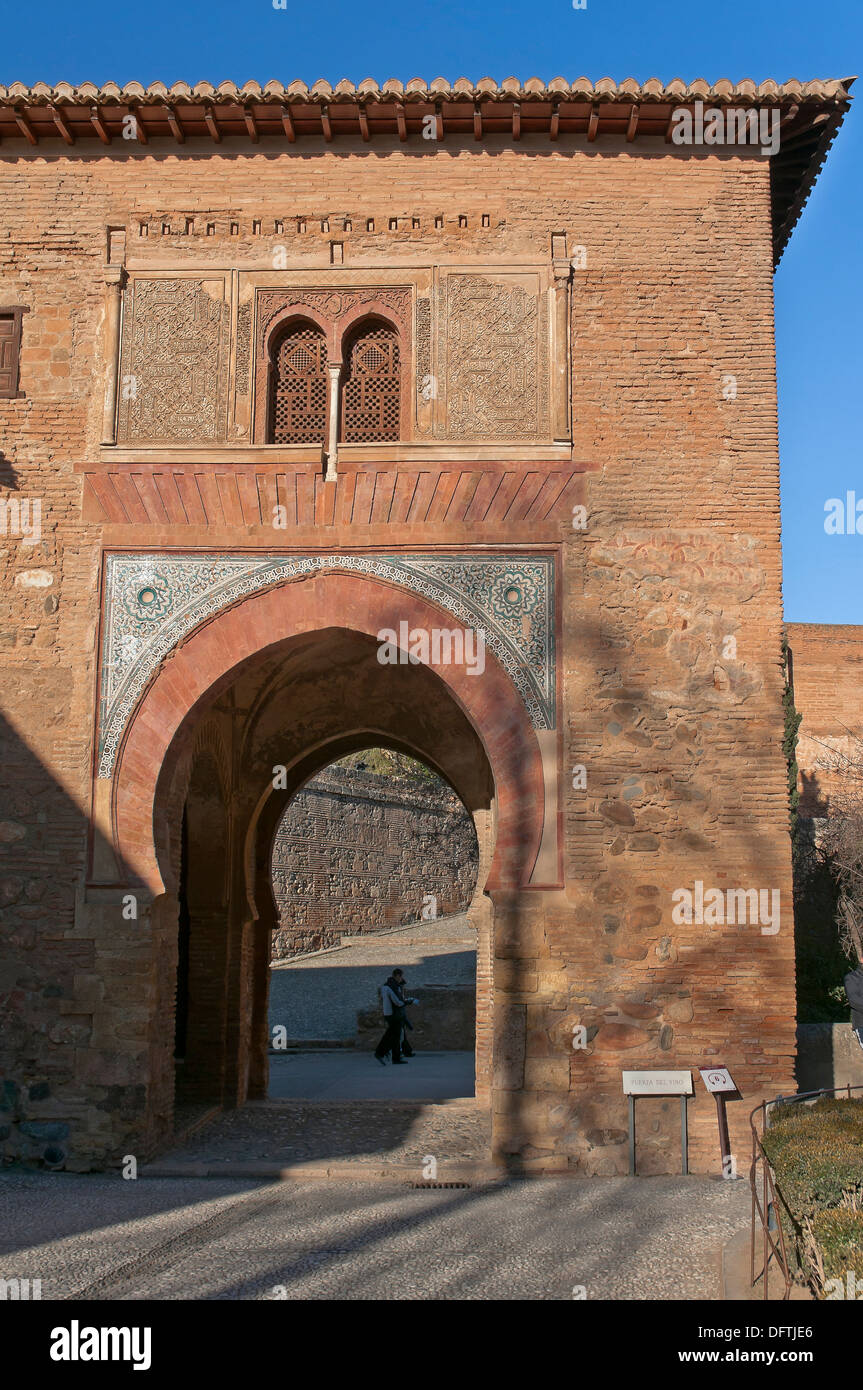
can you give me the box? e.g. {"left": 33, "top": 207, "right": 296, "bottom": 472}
{"left": 0, "top": 74, "right": 851, "bottom": 110}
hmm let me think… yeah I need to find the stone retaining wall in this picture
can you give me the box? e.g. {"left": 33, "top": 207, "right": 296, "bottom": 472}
{"left": 270, "top": 764, "right": 479, "bottom": 958}
{"left": 356, "top": 985, "right": 476, "bottom": 1051}
{"left": 795, "top": 1023, "right": 863, "bottom": 1093}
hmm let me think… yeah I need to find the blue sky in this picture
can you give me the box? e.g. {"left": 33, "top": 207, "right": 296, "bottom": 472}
{"left": 3, "top": 0, "right": 860, "bottom": 621}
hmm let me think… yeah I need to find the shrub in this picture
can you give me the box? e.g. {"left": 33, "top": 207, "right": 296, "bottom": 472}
{"left": 809, "top": 1209, "right": 863, "bottom": 1286}
{"left": 760, "top": 1098, "right": 863, "bottom": 1290}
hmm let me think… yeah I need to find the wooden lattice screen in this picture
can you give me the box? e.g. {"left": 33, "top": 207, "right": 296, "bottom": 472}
{"left": 341, "top": 324, "right": 400, "bottom": 442}
{"left": 269, "top": 324, "right": 328, "bottom": 444}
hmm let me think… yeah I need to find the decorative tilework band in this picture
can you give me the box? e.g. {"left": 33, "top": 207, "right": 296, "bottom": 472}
{"left": 98, "top": 551, "right": 556, "bottom": 777}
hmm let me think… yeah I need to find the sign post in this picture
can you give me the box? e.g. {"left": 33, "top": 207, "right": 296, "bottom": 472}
{"left": 622, "top": 1070, "right": 694, "bottom": 1176}
{"left": 699, "top": 1066, "right": 739, "bottom": 1178}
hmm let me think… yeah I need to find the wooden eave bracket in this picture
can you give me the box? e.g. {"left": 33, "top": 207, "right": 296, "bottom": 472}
{"left": 13, "top": 106, "right": 37, "bottom": 144}
{"left": 280, "top": 105, "right": 296, "bottom": 142}
{"left": 161, "top": 104, "right": 185, "bottom": 144}
{"left": 90, "top": 105, "right": 111, "bottom": 144}
{"left": 203, "top": 106, "right": 222, "bottom": 143}
{"left": 48, "top": 104, "right": 75, "bottom": 144}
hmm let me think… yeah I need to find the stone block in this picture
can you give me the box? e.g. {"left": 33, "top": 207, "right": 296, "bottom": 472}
{"left": 523, "top": 1057, "right": 570, "bottom": 1091}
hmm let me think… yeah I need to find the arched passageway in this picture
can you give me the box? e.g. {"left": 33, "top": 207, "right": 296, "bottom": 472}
{"left": 266, "top": 746, "right": 483, "bottom": 1095}
{"left": 105, "top": 571, "right": 545, "bottom": 1155}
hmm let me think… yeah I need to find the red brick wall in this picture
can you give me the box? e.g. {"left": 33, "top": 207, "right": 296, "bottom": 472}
{"left": 0, "top": 133, "right": 796, "bottom": 1173}
{"left": 787, "top": 623, "right": 863, "bottom": 816}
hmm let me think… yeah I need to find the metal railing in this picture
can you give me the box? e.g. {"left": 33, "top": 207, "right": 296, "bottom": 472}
{"left": 749, "top": 1082, "right": 863, "bottom": 1300}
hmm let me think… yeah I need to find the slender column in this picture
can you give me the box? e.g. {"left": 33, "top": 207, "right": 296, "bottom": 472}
{"left": 551, "top": 258, "right": 572, "bottom": 442}
{"left": 101, "top": 267, "right": 125, "bottom": 445}
{"left": 324, "top": 364, "right": 341, "bottom": 482}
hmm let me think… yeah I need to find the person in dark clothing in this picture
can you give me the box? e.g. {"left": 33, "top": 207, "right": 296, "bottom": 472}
{"left": 374, "top": 969, "right": 415, "bottom": 1066}
{"left": 845, "top": 959, "right": 863, "bottom": 1051}
{"left": 399, "top": 974, "right": 415, "bottom": 1056}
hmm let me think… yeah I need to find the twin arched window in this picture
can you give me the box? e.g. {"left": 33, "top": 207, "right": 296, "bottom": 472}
{"left": 268, "top": 318, "right": 401, "bottom": 446}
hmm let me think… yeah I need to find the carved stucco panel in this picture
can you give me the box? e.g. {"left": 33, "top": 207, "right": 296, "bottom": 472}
{"left": 255, "top": 287, "right": 413, "bottom": 354}
{"left": 442, "top": 273, "right": 548, "bottom": 440}
{"left": 415, "top": 295, "right": 433, "bottom": 434}
{"left": 117, "top": 278, "right": 230, "bottom": 443}
{"left": 235, "top": 301, "right": 253, "bottom": 396}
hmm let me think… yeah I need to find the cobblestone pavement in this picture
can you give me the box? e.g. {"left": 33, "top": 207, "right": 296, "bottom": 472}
{"left": 0, "top": 1170, "right": 750, "bottom": 1300}
{"left": 268, "top": 914, "right": 475, "bottom": 1041}
{"left": 156, "top": 1096, "right": 489, "bottom": 1167}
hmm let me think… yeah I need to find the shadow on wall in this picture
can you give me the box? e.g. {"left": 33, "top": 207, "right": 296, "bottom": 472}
{"left": 0, "top": 453, "right": 21, "bottom": 489}
{"left": 798, "top": 770, "right": 829, "bottom": 818}
{"left": 493, "top": 593, "right": 803, "bottom": 1177}
{"left": 0, "top": 709, "right": 145, "bottom": 1171}
{"left": 792, "top": 817, "right": 846, "bottom": 1026}
{"left": 0, "top": 585, "right": 815, "bottom": 1177}
{"left": 795, "top": 1023, "right": 863, "bottom": 1092}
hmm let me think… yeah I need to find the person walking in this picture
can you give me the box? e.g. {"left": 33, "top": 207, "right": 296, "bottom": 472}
{"left": 845, "top": 958, "right": 863, "bottom": 1051}
{"left": 375, "top": 969, "right": 410, "bottom": 1066}
{"left": 399, "top": 974, "right": 416, "bottom": 1057}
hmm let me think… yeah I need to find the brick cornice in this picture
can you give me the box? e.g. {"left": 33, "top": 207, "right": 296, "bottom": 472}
{"left": 0, "top": 76, "right": 852, "bottom": 264}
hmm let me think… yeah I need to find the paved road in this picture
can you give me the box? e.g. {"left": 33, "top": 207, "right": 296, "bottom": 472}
{"left": 268, "top": 915, "right": 475, "bottom": 1041}
{"left": 0, "top": 1171, "right": 749, "bottom": 1300}
{"left": 267, "top": 1050, "right": 475, "bottom": 1100}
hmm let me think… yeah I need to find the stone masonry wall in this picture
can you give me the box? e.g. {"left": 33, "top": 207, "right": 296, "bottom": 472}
{"left": 0, "top": 124, "right": 800, "bottom": 1171}
{"left": 270, "top": 763, "right": 478, "bottom": 957}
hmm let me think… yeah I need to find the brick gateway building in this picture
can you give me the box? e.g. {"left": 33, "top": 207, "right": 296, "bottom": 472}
{"left": 0, "top": 76, "right": 852, "bottom": 1173}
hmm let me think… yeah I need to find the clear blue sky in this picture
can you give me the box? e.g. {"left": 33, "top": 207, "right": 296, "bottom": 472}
{"left": 3, "top": 0, "right": 860, "bottom": 622}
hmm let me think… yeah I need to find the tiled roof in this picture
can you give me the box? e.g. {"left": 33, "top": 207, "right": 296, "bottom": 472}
{"left": 0, "top": 76, "right": 854, "bottom": 103}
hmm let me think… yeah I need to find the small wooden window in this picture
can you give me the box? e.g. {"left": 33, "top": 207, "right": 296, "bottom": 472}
{"left": 269, "top": 322, "right": 328, "bottom": 444}
{"left": 0, "top": 306, "right": 28, "bottom": 400}
{"left": 341, "top": 322, "right": 401, "bottom": 443}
